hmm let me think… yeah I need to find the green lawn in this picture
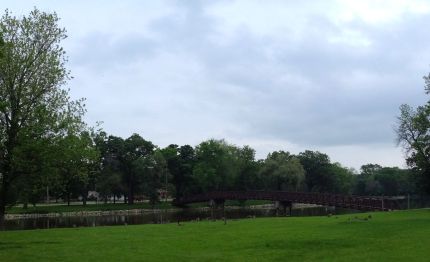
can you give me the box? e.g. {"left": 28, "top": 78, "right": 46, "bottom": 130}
{"left": 6, "top": 200, "right": 271, "bottom": 214}
{"left": 1, "top": 209, "right": 429, "bottom": 261}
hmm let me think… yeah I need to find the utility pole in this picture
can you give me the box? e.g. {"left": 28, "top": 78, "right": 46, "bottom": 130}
{"left": 165, "top": 169, "right": 168, "bottom": 204}
{"left": 46, "top": 186, "right": 50, "bottom": 204}
{"left": 163, "top": 168, "right": 168, "bottom": 224}
{"left": 407, "top": 193, "right": 410, "bottom": 209}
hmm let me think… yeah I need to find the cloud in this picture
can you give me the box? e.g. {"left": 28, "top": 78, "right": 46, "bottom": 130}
{"left": 3, "top": 0, "right": 430, "bottom": 168}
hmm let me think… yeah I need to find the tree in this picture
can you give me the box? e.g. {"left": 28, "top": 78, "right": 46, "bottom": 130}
{"left": 177, "top": 145, "right": 197, "bottom": 197}
{"left": 55, "top": 132, "right": 99, "bottom": 206}
{"left": 149, "top": 150, "right": 169, "bottom": 205}
{"left": 354, "top": 164, "right": 383, "bottom": 195}
{"left": 12, "top": 133, "right": 65, "bottom": 208}
{"left": 260, "top": 151, "right": 305, "bottom": 191}
{"left": 234, "top": 145, "right": 260, "bottom": 191}
{"left": 397, "top": 74, "right": 430, "bottom": 193}
{"left": 95, "top": 133, "right": 126, "bottom": 203}
{"left": 0, "top": 9, "right": 85, "bottom": 224}
{"left": 354, "top": 165, "right": 415, "bottom": 196}
{"left": 360, "top": 164, "right": 382, "bottom": 177}
{"left": 123, "top": 134, "right": 154, "bottom": 204}
{"left": 298, "top": 150, "right": 331, "bottom": 192}
{"left": 327, "top": 163, "right": 354, "bottom": 194}
{"left": 160, "top": 145, "right": 180, "bottom": 198}
{"left": 193, "top": 139, "right": 238, "bottom": 192}
{"left": 96, "top": 168, "right": 122, "bottom": 203}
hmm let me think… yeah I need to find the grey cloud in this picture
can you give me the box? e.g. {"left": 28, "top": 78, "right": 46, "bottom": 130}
{"left": 39, "top": 1, "right": 429, "bottom": 154}
{"left": 129, "top": 8, "right": 430, "bottom": 146}
{"left": 69, "top": 32, "right": 158, "bottom": 71}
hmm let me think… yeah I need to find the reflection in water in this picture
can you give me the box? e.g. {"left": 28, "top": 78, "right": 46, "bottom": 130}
{"left": 4, "top": 206, "right": 360, "bottom": 231}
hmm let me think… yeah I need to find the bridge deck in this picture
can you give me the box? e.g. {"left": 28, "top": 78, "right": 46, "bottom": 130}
{"left": 173, "top": 191, "right": 399, "bottom": 211}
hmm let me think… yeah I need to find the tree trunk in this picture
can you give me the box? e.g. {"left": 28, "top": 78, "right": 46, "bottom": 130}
{"left": 1, "top": 117, "right": 19, "bottom": 228}
{"left": 0, "top": 204, "right": 5, "bottom": 229}
{"left": 82, "top": 193, "right": 87, "bottom": 206}
{"left": 128, "top": 182, "right": 134, "bottom": 205}
{"left": 1, "top": 142, "right": 14, "bottom": 228}
{"left": 0, "top": 172, "right": 10, "bottom": 229}
{"left": 23, "top": 202, "right": 28, "bottom": 209}
{"left": 128, "top": 191, "right": 134, "bottom": 205}
{"left": 113, "top": 195, "right": 116, "bottom": 204}
{"left": 67, "top": 194, "right": 70, "bottom": 206}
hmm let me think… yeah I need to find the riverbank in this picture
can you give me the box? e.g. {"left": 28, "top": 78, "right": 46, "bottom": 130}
{"left": 5, "top": 200, "right": 272, "bottom": 216}
{"left": 1, "top": 209, "right": 429, "bottom": 261}
{"left": 4, "top": 203, "right": 322, "bottom": 220}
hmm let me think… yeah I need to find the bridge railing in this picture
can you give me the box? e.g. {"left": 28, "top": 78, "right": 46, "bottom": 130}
{"left": 173, "top": 191, "right": 399, "bottom": 211}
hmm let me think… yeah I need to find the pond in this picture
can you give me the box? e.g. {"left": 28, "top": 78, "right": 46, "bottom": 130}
{"left": 3, "top": 205, "right": 361, "bottom": 231}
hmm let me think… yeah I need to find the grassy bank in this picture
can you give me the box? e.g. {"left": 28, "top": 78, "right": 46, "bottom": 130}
{"left": 6, "top": 200, "right": 272, "bottom": 214}
{"left": 6, "top": 202, "right": 172, "bottom": 214}
{"left": 1, "top": 209, "right": 429, "bottom": 261}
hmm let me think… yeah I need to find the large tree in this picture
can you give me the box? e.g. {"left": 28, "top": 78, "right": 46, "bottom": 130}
{"left": 193, "top": 139, "right": 239, "bottom": 192}
{"left": 123, "top": 134, "right": 154, "bottom": 204}
{"left": 298, "top": 150, "right": 331, "bottom": 192}
{"left": 95, "top": 134, "right": 126, "bottom": 203}
{"left": 0, "top": 9, "right": 85, "bottom": 223}
{"left": 397, "top": 74, "right": 430, "bottom": 194}
{"left": 55, "top": 132, "right": 100, "bottom": 206}
{"left": 234, "top": 145, "right": 260, "bottom": 191}
{"left": 260, "top": 151, "right": 305, "bottom": 191}
{"left": 176, "top": 145, "right": 197, "bottom": 197}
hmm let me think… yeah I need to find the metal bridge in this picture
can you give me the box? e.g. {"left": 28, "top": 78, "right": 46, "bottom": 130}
{"left": 173, "top": 191, "right": 400, "bottom": 211}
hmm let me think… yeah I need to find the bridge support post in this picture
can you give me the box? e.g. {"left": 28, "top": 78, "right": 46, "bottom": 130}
{"left": 275, "top": 201, "right": 292, "bottom": 216}
{"left": 209, "top": 199, "right": 225, "bottom": 221}
{"left": 209, "top": 199, "right": 215, "bottom": 221}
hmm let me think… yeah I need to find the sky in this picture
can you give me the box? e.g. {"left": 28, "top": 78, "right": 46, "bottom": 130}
{"left": 2, "top": 0, "right": 430, "bottom": 170}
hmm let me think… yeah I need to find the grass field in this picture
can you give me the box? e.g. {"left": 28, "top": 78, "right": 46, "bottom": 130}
{"left": 1, "top": 209, "right": 429, "bottom": 261}
{"left": 6, "top": 200, "right": 271, "bottom": 214}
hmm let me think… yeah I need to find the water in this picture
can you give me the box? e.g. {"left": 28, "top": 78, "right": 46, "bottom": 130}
{"left": 3, "top": 206, "right": 360, "bottom": 231}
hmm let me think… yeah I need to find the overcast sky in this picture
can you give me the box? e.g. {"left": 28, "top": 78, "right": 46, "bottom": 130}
{"left": 3, "top": 0, "right": 430, "bottom": 169}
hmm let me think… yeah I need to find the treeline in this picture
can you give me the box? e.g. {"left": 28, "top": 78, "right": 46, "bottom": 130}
{"left": 14, "top": 132, "right": 419, "bottom": 207}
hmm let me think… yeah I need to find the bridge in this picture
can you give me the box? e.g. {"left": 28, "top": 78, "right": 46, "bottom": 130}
{"left": 173, "top": 191, "right": 400, "bottom": 211}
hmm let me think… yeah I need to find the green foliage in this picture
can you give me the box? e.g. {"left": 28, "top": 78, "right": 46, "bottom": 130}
{"left": 396, "top": 72, "right": 430, "bottom": 193}
{"left": 234, "top": 145, "right": 260, "bottom": 191}
{"left": 298, "top": 150, "right": 332, "bottom": 192}
{"left": 95, "top": 134, "right": 126, "bottom": 202}
{"left": 123, "top": 134, "right": 155, "bottom": 204}
{"left": 96, "top": 169, "right": 122, "bottom": 202}
{"left": 179, "top": 145, "right": 198, "bottom": 196}
{"left": 297, "top": 151, "right": 356, "bottom": 194}
{"left": 360, "top": 163, "right": 382, "bottom": 176}
{"left": 327, "top": 163, "right": 354, "bottom": 194}
{"left": 354, "top": 164, "right": 415, "bottom": 195}
{"left": 397, "top": 101, "right": 430, "bottom": 193}
{"left": 139, "top": 150, "right": 166, "bottom": 205}
{"left": 193, "top": 139, "right": 238, "bottom": 192}
{"left": 260, "top": 151, "right": 305, "bottom": 191}
{"left": 55, "top": 132, "right": 100, "bottom": 205}
{"left": 0, "top": 8, "right": 87, "bottom": 221}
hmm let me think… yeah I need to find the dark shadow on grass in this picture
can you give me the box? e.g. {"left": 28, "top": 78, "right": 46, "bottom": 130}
{"left": 26, "top": 241, "right": 60, "bottom": 245}
{"left": 0, "top": 240, "right": 59, "bottom": 251}
{"left": 0, "top": 241, "right": 24, "bottom": 250}
{"left": 263, "top": 238, "right": 356, "bottom": 250}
